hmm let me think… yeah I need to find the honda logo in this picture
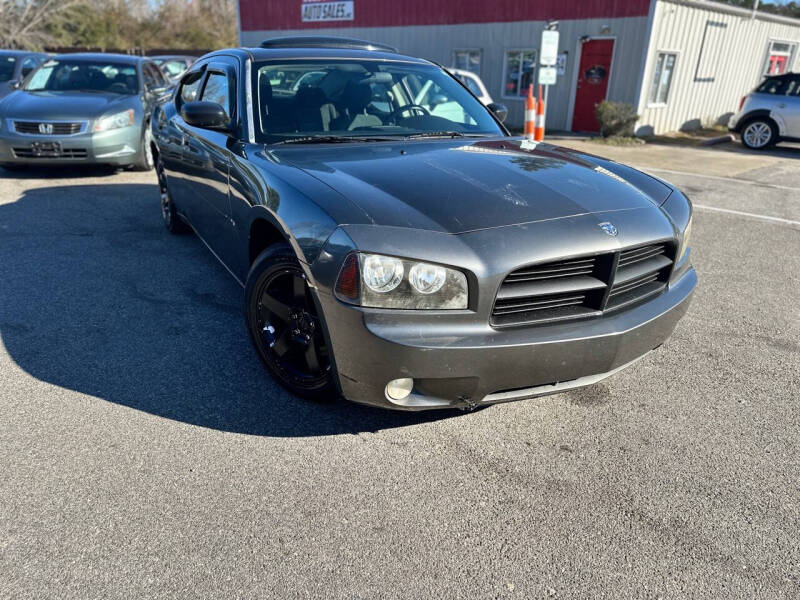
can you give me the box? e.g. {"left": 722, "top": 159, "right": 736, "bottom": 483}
{"left": 38, "top": 122, "right": 54, "bottom": 135}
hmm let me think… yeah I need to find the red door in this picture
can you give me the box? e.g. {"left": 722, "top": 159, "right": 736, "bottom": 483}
{"left": 572, "top": 39, "right": 615, "bottom": 132}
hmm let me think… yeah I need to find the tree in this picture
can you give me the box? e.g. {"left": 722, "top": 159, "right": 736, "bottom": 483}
{"left": 0, "top": 0, "right": 80, "bottom": 49}
{"left": 1, "top": 0, "right": 237, "bottom": 52}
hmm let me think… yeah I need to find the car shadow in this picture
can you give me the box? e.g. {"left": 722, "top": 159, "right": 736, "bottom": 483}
{"left": 0, "top": 164, "right": 123, "bottom": 179}
{"left": 0, "top": 181, "right": 463, "bottom": 437}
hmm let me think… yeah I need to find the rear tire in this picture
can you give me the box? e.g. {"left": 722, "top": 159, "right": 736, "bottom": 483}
{"left": 156, "top": 157, "right": 189, "bottom": 234}
{"left": 741, "top": 118, "right": 778, "bottom": 150}
{"left": 245, "top": 243, "right": 336, "bottom": 401}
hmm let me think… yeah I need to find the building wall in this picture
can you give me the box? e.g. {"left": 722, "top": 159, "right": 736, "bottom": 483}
{"left": 637, "top": 0, "right": 800, "bottom": 134}
{"left": 240, "top": 16, "right": 652, "bottom": 130}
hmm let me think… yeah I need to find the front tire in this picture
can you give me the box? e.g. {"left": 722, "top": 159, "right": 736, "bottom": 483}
{"left": 741, "top": 118, "right": 777, "bottom": 150}
{"left": 245, "top": 243, "right": 335, "bottom": 401}
{"left": 133, "top": 126, "right": 155, "bottom": 171}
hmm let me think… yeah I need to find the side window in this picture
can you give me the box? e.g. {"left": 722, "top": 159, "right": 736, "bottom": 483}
{"left": 201, "top": 72, "right": 232, "bottom": 117}
{"left": 648, "top": 52, "right": 677, "bottom": 105}
{"left": 21, "top": 57, "right": 38, "bottom": 78}
{"left": 502, "top": 50, "right": 536, "bottom": 98}
{"left": 179, "top": 69, "right": 205, "bottom": 105}
{"left": 143, "top": 63, "right": 166, "bottom": 90}
{"left": 789, "top": 78, "right": 800, "bottom": 97}
{"left": 461, "top": 75, "right": 483, "bottom": 97}
{"left": 757, "top": 78, "right": 787, "bottom": 95}
{"left": 143, "top": 64, "right": 156, "bottom": 90}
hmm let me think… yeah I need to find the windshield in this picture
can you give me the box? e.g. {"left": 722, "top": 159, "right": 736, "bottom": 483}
{"left": 254, "top": 60, "right": 503, "bottom": 143}
{"left": 24, "top": 60, "right": 139, "bottom": 94}
{"left": 0, "top": 57, "right": 17, "bottom": 82}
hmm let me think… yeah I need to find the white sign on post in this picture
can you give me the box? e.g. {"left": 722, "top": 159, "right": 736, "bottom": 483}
{"left": 301, "top": 0, "right": 354, "bottom": 22}
{"left": 540, "top": 30, "right": 560, "bottom": 66}
{"left": 538, "top": 67, "right": 557, "bottom": 86}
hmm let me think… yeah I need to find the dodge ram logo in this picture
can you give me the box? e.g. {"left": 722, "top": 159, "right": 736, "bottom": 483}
{"left": 599, "top": 222, "right": 618, "bottom": 237}
{"left": 38, "top": 123, "right": 54, "bottom": 135}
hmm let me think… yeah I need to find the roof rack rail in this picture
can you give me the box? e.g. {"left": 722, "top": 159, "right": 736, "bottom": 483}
{"left": 260, "top": 36, "right": 397, "bottom": 53}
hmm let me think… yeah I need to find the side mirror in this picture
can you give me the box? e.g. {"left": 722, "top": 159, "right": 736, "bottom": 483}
{"left": 487, "top": 102, "right": 508, "bottom": 123}
{"left": 11, "top": 80, "right": 22, "bottom": 90}
{"left": 181, "top": 101, "right": 230, "bottom": 130}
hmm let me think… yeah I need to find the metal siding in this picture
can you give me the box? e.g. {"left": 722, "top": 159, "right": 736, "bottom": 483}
{"left": 638, "top": 0, "right": 800, "bottom": 134}
{"left": 238, "top": 0, "right": 651, "bottom": 30}
{"left": 242, "top": 17, "right": 650, "bottom": 131}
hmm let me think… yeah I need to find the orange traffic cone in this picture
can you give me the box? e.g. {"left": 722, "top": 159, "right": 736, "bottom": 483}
{"left": 524, "top": 84, "right": 536, "bottom": 140}
{"left": 534, "top": 84, "right": 545, "bottom": 141}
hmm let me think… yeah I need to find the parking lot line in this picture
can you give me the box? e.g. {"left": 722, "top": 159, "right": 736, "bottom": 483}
{"left": 693, "top": 204, "right": 800, "bottom": 227}
{"left": 643, "top": 167, "right": 799, "bottom": 194}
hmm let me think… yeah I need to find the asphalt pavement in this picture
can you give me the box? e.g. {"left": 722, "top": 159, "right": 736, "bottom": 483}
{"left": 1, "top": 143, "right": 798, "bottom": 599}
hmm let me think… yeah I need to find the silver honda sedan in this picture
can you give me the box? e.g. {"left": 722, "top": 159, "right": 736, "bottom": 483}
{"left": 0, "top": 53, "right": 172, "bottom": 171}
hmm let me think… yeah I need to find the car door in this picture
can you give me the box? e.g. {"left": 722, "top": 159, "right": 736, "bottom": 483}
{"left": 158, "top": 64, "right": 207, "bottom": 223}
{"left": 782, "top": 76, "right": 800, "bottom": 137}
{"left": 179, "top": 61, "right": 238, "bottom": 265}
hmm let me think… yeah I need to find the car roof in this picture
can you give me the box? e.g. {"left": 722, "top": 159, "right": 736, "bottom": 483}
{"left": 151, "top": 55, "right": 196, "bottom": 61}
{"left": 0, "top": 49, "right": 45, "bottom": 58}
{"left": 50, "top": 52, "right": 148, "bottom": 64}
{"left": 764, "top": 71, "right": 797, "bottom": 79}
{"left": 213, "top": 46, "right": 429, "bottom": 66}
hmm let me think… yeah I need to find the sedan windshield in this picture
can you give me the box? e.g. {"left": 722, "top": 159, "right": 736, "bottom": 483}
{"left": 254, "top": 60, "right": 503, "bottom": 143}
{"left": 0, "top": 56, "right": 17, "bottom": 82}
{"left": 24, "top": 60, "right": 139, "bottom": 95}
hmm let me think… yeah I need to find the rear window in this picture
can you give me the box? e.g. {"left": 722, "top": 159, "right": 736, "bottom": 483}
{"left": 756, "top": 77, "right": 794, "bottom": 95}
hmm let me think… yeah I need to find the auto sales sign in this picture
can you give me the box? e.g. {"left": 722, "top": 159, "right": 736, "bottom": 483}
{"left": 301, "top": 0, "right": 354, "bottom": 22}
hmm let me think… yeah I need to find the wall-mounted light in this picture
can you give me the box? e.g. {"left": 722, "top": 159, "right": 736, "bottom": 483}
{"left": 600, "top": 25, "right": 612, "bottom": 34}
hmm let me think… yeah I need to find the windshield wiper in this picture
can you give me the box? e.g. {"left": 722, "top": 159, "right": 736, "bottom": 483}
{"left": 271, "top": 135, "right": 395, "bottom": 146}
{"left": 405, "top": 131, "right": 466, "bottom": 139}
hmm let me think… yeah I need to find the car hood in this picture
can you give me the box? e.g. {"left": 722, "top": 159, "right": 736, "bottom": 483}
{"left": 0, "top": 90, "right": 135, "bottom": 120}
{"left": 276, "top": 137, "right": 674, "bottom": 234}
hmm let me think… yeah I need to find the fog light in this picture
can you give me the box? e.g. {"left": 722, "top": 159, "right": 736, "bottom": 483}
{"left": 385, "top": 378, "right": 414, "bottom": 401}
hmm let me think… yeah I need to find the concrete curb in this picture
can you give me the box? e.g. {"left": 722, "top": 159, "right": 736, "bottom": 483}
{"left": 700, "top": 134, "right": 735, "bottom": 146}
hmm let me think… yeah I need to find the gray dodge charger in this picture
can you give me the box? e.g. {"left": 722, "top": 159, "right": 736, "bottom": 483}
{"left": 0, "top": 53, "right": 172, "bottom": 170}
{"left": 152, "top": 37, "right": 696, "bottom": 411}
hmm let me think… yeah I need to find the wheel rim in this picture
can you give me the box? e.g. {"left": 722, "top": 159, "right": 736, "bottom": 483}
{"left": 144, "top": 128, "right": 154, "bottom": 168}
{"left": 255, "top": 267, "right": 330, "bottom": 384}
{"left": 743, "top": 122, "right": 771, "bottom": 148}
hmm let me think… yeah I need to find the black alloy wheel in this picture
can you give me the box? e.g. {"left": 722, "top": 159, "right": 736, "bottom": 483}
{"left": 246, "top": 244, "right": 334, "bottom": 400}
{"left": 157, "top": 157, "right": 189, "bottom": 234}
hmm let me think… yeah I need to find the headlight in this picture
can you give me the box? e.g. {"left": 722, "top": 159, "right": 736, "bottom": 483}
{"left": 335, "top": 252, "right": 468, "bottom": 309}
{"left": 677, "top": 216, "right": 692, "bottom": 262}
{"left": 93, "top": 109, "right": 135, "bottom": 133}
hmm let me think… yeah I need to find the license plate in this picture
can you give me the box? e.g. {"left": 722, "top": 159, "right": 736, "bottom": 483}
{"left": 30, "top": 141, "right": 61, "bottom": 157}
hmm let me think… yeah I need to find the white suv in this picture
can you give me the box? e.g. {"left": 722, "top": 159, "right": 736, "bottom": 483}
{"left": 729, "top": 73, "right": 800, "bottom": 149}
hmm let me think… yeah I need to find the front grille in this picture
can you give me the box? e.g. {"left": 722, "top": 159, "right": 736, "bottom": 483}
{"left": 12, "top": 147, "right": 88, "bottom": 159}
{"left": 13, "top": 121, "right": 84, "bottom": 135}
{"left": 492, "top": 242, "right": 674, "bottom": 327}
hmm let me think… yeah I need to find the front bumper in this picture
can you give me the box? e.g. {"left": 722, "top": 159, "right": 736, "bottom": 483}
{"left": 316, "top": 267, "right": 695, "bottom": 411}
{"left": 0, "top": 125, "right": 141, "bottom": 166}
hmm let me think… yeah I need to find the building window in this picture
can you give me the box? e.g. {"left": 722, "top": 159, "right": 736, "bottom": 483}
{"left": 648, "top": 52, "right": 677, "bottom": 105}
{"left": 763, "top": 41, "right": 797, "bottom": 75}
{"left": 502, "top": 50, "right": 536, "bottom": 98}
{"left": 452, "top": 49, "right": 481, "bottom": 75}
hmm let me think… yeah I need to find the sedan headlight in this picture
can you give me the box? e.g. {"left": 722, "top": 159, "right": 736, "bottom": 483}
{"left": 335, "top": 252, "right": 468, "bottom": 309}
{"left": 677, "top": 216, "right": 692, "bottom": 262}
{"left": 93, "top": 109, "right": 134, "bottom": 133}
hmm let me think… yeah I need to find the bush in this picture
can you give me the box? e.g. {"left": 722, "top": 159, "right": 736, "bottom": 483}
{"left": 595, "top": 101, "right": 639, "bottom": 138}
